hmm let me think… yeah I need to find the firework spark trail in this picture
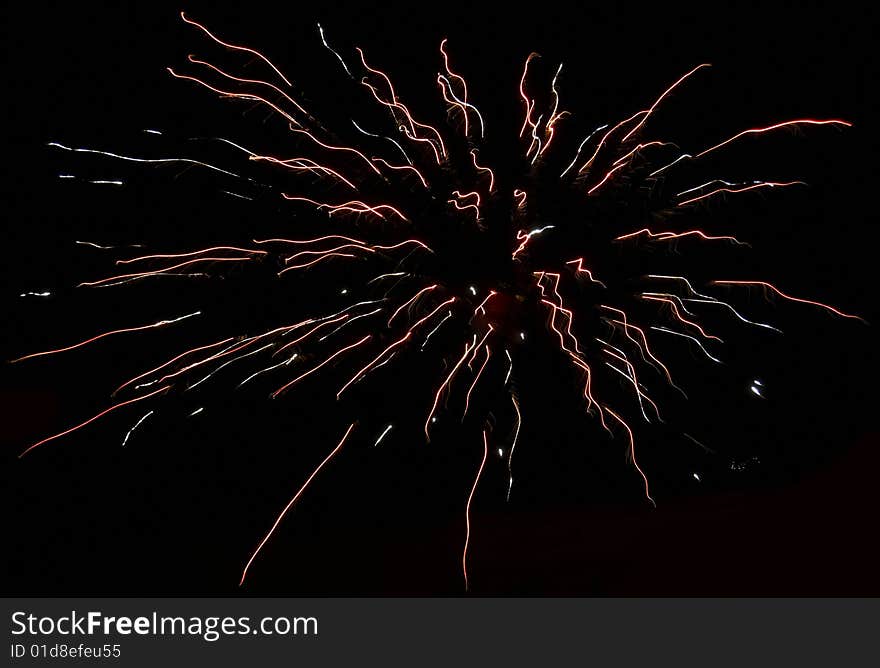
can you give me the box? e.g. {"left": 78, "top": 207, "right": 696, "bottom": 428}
{"left": 185, "top": 56, "right": 311, "bottom": 118}
{"left": 11, "top": 312, "right": 200, "bottom": 363}
{"left": 187, "top": 343, "right": 275, "bottom": 390}
{"left": 357, "top": 48, "right": 448, "bottom": 160}
{"left": 463, "top": 429, "right": 489, "bottom": 591}
{"left": 600, "top": 305, "right": 679, "bottom": 391}
{"left": 180, "top": 12, "right": 293, "bottom": 86}
{"left": 641, "top": 295, "right": 723, "bottom": 342}
{"left": 650, "top": 326, "right": 723, "bottom": 364}
{"left": 507, "top": 392, "right": 521, "bottom": 501}
{"left": 620, "top": 63, "right": 711, "bottom": 142}
{"left": 337, "top": 297, "right": 457, "bottom": 398}
{"left": 28, "top": 13, "right": 863, "bottom": 592}
{"left": 121, "top": 410, "right": 155, "bottom": 447}
{"left": 117, "top": 247, "right": 267, "bottom": 264}
{"left": 239, "top": 422, "right": 356, "bottom": 586}
{"left": 80, "top": 257, "right": 255, "bottom": 287}
{"left": 615, "top": 228, "right": 747, "bottom": 246}
{"left": 710, "top": 280, "right": 865, "bottom": 321}
{"left": 677, "top": 181, "right": 806, "bottom": 207}
{"left": 20, "top": 386, "right": 171, "bottom": 458}
{"left": 271, "top": 335, "right": 372, "bottom": 398}
{"left": 114, "top": 337, "right": 237, "bottom": 395}
{"left": 565, "top": 258, "right": 607, "bottom": 287}
{"left": 426, "top": 328, "right": 493, "bottom": 440}
{"left": 651, "top": 119, "right": 852, "bottom": 175}
{"left": 463, "top": 346, "right": 492, "bottom": 420}
{"left": 604, "top": 407, "right": 655, "bottom": 507}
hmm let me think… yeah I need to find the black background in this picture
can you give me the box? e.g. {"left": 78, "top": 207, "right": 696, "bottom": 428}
{"left": 3, "top": 1, "right": 878, "bottom": 594}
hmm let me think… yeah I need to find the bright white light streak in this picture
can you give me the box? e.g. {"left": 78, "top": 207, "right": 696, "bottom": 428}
{"left": 317, "top": 23, "right": 354, "bottom": 78}
{"left": 683, "top": 298, "right": 782, "bottom": 333}
{"left": 352, "top": 120, "right": 412, "bottom": 165}
{"left": 121, "top": 410, "right": 154, "bottom": 446}
{"left": 47, "top": 142, "right": 244, "bottom": 180}
{"left": 649, "top": 153, "right": 692, "bottom": 177}
{"left": 507, "top": 393, "right": 521, "bottom": 502}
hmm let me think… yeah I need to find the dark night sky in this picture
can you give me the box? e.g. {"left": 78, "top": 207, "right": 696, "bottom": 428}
{"left": 3, "top": 1, "right": 878, "bottom": 594}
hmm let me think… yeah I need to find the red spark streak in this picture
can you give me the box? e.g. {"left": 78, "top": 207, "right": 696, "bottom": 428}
{"left": 337, "top": 297, "right": 456, "bottom": 399}
{"left": 600, "top": 305, "right": 675, "bottom": 387}
{"left": 271, "top": 335, "right": 371, "bottom": 398}
{"left": 587, "top": 162, "right": 628, "bottom": 195}
{"left": 11, "top": 315, "right": 196, "bottom": 363}
{"left": 426, "top": 328, "right": 492, "bottom": 440}
{"left": 114, "top": 337, "right": 237, "bottom": 395}
{"left": 463, "top": 346, "right": 491, "bottom": 419}
{"left": 518, "top": 53, "right": 540, "bottom": 137}
{"left": 470, "top": 150, "right": 495, "bottom": 191}
{"left": 357, "top": 49, "right": 448, "bottom": 159}
{"left": 676, "top": 181, "right": 805, "bottom": 207}
{"left": 254, "top": 235, "right": 364, "bottom": 246}
{"left": 372, "top": 158, "right": 429, "bottom": 188}
{"left": 438, "top": 75, "right": 470, "bottom": 136}
{"left": 279, "top": 252, "right": 358, "bottom": 272}
{"left": 167, "top": 69, "right": 303, "bottom": 129}
{"left": 239, "top": 422, "right": 356, "bottom": 586}
{"left": 577, "top": 111, "right": 647, "bottom": 174}
{"left": 79, "top": 257, "right": 254, "bottom": 287}
{"left": 565, "top": 258, "right": 606, "bottom": 287}
{"left": 289, "top": 128, "right": 382, "bottom": 175}
{"left": 388, "top": 285, "right": 438, "bottom": 326}
{"left": 612, "top": 141, "right": 674, "bottom": 166}
{"left": 693, "top": 119, "right": 852, "bottom": 160}
{"left": 249, "top": 155, "right": 357, "bottom": 190}
{"left": 641, "top": 295, "right": 722, "bottom": 341}
{"left": 604, "top": 407, "right": 655, "bottom": 507}
{"left": 711, "top": 280, "right": 864, "bottom": 321}
{"left": 281, "top": 195, "right": 409, "bottom": 222}
{"left": 186, "top": 56, "right": 309, "bottom": 118}
{"left": 19, "top": 385, "right": 171, "bottom": 458}
{"left": 273, "top": 315, "right": 350, "bottom": 356}
{"left": 180, "top": 12, "right": 293, "bottom": 88}
{"left": 117, "top": 246, "right": 266, "bottom": 265}
{"left": 621, "top": 64, "right": 711, "bottom": 142}
{"left": 615, "top": 228, "right": 746, "bottom": 245}
{"left": 463, "top": 430, "right": 489, "bottom": 591}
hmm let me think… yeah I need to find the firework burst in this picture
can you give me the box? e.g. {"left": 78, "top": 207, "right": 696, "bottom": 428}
{"left": 14, "top": 12, "right": 862, "bottom": 590}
